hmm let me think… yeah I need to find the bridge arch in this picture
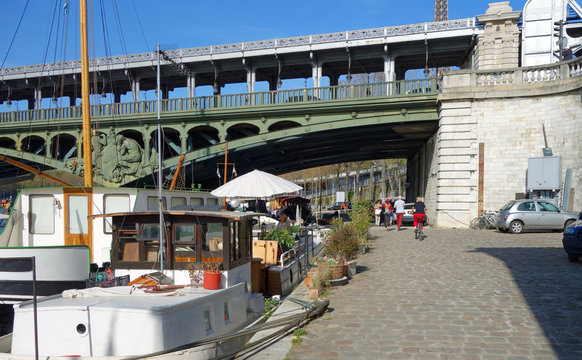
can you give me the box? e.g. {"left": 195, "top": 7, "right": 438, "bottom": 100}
{"left": 268, "top": 120, "right": 302, "bottom": 132}
{"left": 150, "top": 127, "right": 182, "bottom": 160}
{"left": 187, "top": 126, "right": 219, "bottom": 151}
{"left": 0, "top": 137, "right": 16, "bottom": 150}
{"left": 50, "top": 133, "right": 77, "bottom": 160}
{"left": 226, "top": 123, "right": 260, "bottom": 141}
{"left": 21, "top": 135, "right": 46, "bottom": 156}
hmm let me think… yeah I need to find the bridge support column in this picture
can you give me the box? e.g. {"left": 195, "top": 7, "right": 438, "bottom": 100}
{"left": 180, "top": 132, "right": 187, "bottom": 154}
{"left": 311, "top": 62, "right": 322, "bottom": 88}
{"left": 27, "top": 97, "right": 34, "bottom": 110}
{"left": 187, "top": 74, "right": 196, "bottom": 98}
{"left": 246, "top": 67, "right": 256, "bottom": 93}
{"left": 383, "top": 55, "right": 394, "bottom": 82}
{"left": 131, "top": 78, "right": 140, "bottom": 102}
{"left": 34, "top": 87, "right": 42, "bottom": 110}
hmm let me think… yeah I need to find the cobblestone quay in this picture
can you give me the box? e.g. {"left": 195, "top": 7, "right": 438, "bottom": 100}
{"left": 287, "top": 227, "right": 582, "bottom": 359}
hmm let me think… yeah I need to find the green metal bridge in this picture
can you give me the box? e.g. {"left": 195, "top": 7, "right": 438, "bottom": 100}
{"left": 0, "top": 79, "right": 440, "bottom": 188}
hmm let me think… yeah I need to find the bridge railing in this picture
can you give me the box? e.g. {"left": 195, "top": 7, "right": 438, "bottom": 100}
{"left": 0, "top": 79, "right": 439, "bottom": 123}
{"left": 473, "top": 57, "right": 582, "bottom": 86}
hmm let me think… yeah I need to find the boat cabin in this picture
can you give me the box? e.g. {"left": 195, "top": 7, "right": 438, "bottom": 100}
{"left": 109, "top": 210, "right": 257, "bottom": 287}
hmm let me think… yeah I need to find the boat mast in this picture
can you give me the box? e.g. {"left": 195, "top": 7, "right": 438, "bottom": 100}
{"left": 156, "top": 44, "right": 164, "bottom": 272}
{"left": 80, "top": 0, "right": 94, "bottom": 255}
{"left": 80, "top": 0, "right": 93, "bottom": 187}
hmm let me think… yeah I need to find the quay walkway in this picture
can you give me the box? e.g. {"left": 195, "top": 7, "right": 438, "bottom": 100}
{"left": 247, "top": 227, "right": 582, "bottom": 359}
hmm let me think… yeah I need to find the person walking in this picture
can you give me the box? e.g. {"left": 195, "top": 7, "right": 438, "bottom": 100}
{"left": 394, "top": 196, "right": 405, "bottom": 230}
{"left": 374, "top": 200, "right": 382, "bottom": 226}
{"left": 383, "top": 198, "right": 393, "bottom": 230}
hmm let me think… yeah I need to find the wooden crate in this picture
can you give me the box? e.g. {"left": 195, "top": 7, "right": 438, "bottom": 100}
{"left": 252, "top": 239, "right": 278, "bottom": 265}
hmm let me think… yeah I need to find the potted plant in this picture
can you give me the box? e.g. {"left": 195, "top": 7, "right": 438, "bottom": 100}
{"left": 324, "top": 218, "right": 360, "bottom": 279}
{"left": 264, "top": 229, "right": 295, "bottom": 254}
{"left": 189, "top": 259, "right": 222, "bottom": 290}
{"left": 308, "top": 260, "right": 330, "bottom": 299}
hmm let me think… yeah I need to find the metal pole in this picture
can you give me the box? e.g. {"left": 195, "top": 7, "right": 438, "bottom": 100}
{"left": 157, "top": 44, "right": 164, "bottom": 273}
{"left": 223, "top": 142, "right": 228, "bottom": 209}
{"left": 33, "top": 256, "right": 38, "bottom": 360}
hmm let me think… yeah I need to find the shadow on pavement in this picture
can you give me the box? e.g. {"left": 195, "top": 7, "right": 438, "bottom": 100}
{"left": 472, "top": 246, "right": 582, "bottom": 359}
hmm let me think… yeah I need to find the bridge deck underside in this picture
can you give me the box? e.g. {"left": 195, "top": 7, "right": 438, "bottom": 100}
{"left": 125, "top": 120, "right": 438, "bottom": 189}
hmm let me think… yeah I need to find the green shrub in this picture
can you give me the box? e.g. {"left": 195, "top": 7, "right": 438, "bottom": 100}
{"left": 324, "top": 221, "right": 360, "bottom": 261}
{"left": 350, "top": 201, "right": 373, "bottom": 248}
{"left": 265, "top": 229, "right": 295, "bottom": 252}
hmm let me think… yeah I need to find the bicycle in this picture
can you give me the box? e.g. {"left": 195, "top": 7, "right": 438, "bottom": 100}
{"left": 414, "top": 215, "right": 425, "bottom": 240}
{"left": 470, "top": 210, "right": 498, "bottom": 230}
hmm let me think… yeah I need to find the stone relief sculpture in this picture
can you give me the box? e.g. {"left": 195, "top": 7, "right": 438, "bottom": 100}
{"left": 65, "top": 131, "right": 148, "bottom": 183}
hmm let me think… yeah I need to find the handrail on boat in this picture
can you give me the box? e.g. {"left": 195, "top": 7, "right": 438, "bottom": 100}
{"left": 279, "top": 226, "right": 315, "bottom": 267}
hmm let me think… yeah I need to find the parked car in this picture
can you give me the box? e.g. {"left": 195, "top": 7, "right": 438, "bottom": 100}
{"left": 495, "top": 199, "right": 578, "bottom": 234}
{"left": 563, "top": 218, "right": 582, "bottom": 262}
{"left": 402, "top": 203, "right": 427, "bottom": 225}
{"left": 328, "top": 202, "right": 350, "bottom": 211}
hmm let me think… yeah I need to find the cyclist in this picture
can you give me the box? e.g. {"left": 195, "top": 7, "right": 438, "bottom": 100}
{"left": 411, "top": 197, "right": 426, "bottom": 237}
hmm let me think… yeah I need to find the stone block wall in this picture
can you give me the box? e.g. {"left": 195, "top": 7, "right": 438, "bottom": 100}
{"left": 433, "top": 73, "right": 582, "bottom": 228}
{"left": 474, "top": 90, "right": 582, "bottom": 212}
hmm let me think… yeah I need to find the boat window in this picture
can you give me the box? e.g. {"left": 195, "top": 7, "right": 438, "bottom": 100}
{"left": 29, "top": 195, "right": 55, "bottom": 234}
{"left": 190, "top": 197, "right": 203, "bottom": 206}
{"left": 139, "top": 224, "right": 160, "bottom": 240}
{"left": 147, "top": 196, "right": 167, "bottom": 211}
{"left": 68, "top": 195, "right": 88, "bottom": 234}
{"left": 204, "top": 310, "right": 212, "bottom": 333}
{"left": 224, "top": 302, "right": 230, "bottom": 323}
{"left": 171, "top": 197, "right": 187, "bottom": 208}
{"left": 173, "top": 224, "right": 196, "bottom": 265}
{"left": 230, "top": 222, "right": 240, "bottom": 263}
{"left": 202, "top": 222, "right": 223, "bottom": 257}
{"left": 103, "top": 194, "right": 130, "bottom": 233}
{"left": 207, "top": 198, "right": 218, "bottom": 206}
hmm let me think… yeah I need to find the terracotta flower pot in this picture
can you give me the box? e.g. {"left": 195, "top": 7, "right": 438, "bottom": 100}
{"left": 203, "top": 271, "right": 221, "bottom": 290}
{"left": 308, "top": 288, "right": 319, "bottom": 299}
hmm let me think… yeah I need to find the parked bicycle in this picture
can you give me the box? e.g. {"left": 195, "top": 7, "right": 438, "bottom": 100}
{"left": 470, "top": 210, "right": 498, "bottom": 230}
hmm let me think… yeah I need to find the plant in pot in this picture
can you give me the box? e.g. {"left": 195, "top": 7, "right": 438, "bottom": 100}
{"left": 265, "top": 229, "right": 295, "bottom": 257}
{"left": 193, "top": 258, "right": 223, "bottom": 290}
{"left": 308, "top": 260, "right": 330, "bottom": 299}
{"left": 324, "top": 218, "right": 360, "bottom": 279}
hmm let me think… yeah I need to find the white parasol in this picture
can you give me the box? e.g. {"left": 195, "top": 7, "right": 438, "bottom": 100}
{"left": 210, "top": 169, "right": 303, "bottom": 199}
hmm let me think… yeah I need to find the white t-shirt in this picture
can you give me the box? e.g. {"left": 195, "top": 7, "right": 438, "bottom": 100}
{"left": 394, "top": 199, "right": 405, "bottom": 213}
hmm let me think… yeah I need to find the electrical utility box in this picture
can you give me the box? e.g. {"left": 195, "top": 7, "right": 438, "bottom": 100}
{"left": 527, "top": 156, "right": 562, "bottom": 191}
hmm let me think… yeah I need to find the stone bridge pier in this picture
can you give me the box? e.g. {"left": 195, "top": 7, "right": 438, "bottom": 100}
{"left": 411, "top": 59, "right": 582, "bottom": 228}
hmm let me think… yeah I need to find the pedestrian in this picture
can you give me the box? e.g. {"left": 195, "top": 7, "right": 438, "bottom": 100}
{"left": 394, "top": 196, "right": 405, "bottom": 230}
{"left": 374, "top": 200, "right": 382, "bottom": 226}
{"left": 383, "top": 198, "right": 393, "bottom": 230}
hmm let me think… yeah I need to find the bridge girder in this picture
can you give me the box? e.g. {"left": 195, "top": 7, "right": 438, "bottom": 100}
{"left": 0, "top": 91, "right": 439, "bottom": 188}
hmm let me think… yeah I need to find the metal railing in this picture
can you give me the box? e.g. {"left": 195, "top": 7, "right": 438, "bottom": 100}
{"left": 0, "top": 18, "right": 476, "bottom": 77}
{"left": 0, "top": 79, "right": 439, "bottom": 123}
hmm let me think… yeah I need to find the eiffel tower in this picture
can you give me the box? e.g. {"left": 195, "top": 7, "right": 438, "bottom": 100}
{"left": 432, "top": 0, "right": 449, "bottom": 76}
{"left": 434, "top": 0, "right": 448, "bottom": 22}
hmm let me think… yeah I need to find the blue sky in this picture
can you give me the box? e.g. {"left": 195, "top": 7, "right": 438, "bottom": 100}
{"left": 0, "top": 0, "right": 528, "bottom": 108}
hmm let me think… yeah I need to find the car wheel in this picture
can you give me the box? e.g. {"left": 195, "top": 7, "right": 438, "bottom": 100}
{"left": 509, "top": 220, "right": 523, "bottom": 234}
{"left": 564, "top": 219, "right": 575, "bottom": 229}
{"left": 568, "top": 254, "right": 578, "bottom": 263}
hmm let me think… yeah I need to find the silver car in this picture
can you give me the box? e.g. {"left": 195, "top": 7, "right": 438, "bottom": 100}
{"left": 496, "top": 199, "right": 578, "bottom": 234}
